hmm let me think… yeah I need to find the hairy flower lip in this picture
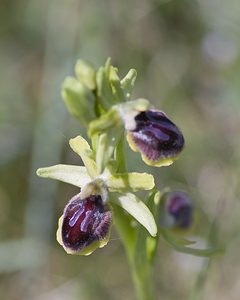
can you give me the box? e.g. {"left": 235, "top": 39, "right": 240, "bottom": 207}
{"left": 126, "top": 109, "right": 185, "bottom": 167}
{"left": 58, "top": 193, "right": 112, "bottom": 255}
{"left": 165, "top": 191, "right": 192, "bottom": 229}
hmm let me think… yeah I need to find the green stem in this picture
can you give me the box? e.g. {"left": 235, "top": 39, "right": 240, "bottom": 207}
{"left": 132, "top": 266, "right": 154, "bottom": 300}
{"left": 115, "top": 133, "right": 127, "bottom": 173}
{"left": 113, "top": 204, "right": 155, "bottom": 300}
{"left": 114, "top": 137, "right": 155, "bottom": 300}
{"left": 190, "top": 201, "right": 222, "bottom": 300}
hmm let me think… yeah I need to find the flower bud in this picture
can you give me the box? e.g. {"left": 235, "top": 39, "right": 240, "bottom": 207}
{"left": 126, "top": 110, "right": 184, "bottom": 167}
{"left": 75, "top": 60, "right": 96, "bottom": 90}
{"left": 165, "top": 191, "right": 192, "bottom": 229}
{"left": 57, "top": 193, "right": 112, "bottom": 255}
{"left": 62, "top": 77, "right": 96, "bottom": 126}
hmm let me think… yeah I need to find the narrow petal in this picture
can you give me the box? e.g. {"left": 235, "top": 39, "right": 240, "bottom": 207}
{"left": 107, "top": 173, "right": 155, "bottom": 192}
{"left": 69, "top": 136, "right": 97, "bottom": 178}
{"left": 114, "top": 193, "right": 157, "bottom": 237}
{"left": 37, "top": 165, "right": 91, "bottom": 188}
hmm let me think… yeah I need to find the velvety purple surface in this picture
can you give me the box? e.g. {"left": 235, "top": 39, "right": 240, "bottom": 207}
{"left": 130, "top": 110, "right": 184, "bottom": 161}
{"left": 166, "top": 191, "right": 192, "bottom": 228}
{"left": 62, "top": 194, "right": 112, "bottom": 251}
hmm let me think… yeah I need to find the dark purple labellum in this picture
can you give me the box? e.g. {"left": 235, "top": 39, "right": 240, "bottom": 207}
{"left": 61, "top": 194, "right": 112, "bottom": 252}
{"left": 166, "top": 191, "right": 192, "bottom": 229}
{"left": 128, "top": 110, "right": 184, "bottom": 163}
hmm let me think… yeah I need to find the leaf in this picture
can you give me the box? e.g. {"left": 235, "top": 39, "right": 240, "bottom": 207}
{"left": 36, "top": 164, "right": 91, "bottom": 188}
{"left": 120, "top": 69, "right": 137, "bottom": 101}
{"left": 69, "top": 136, "right": 97, "bottom": 178}
{"left": 62, "top": 77, "right": 96, "bottom": 125}
{"left": 107, "top": 172, "right": 155, "bottom": 192}
{"left": 114, "top": 193, "right": 157, "bottom": 237}
{"left": 160, "top": 229, "right": 224, "bottom": 257}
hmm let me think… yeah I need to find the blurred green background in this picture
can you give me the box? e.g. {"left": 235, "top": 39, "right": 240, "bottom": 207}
{"left": 0, "top": 0, "right": 240, "bottom": 299}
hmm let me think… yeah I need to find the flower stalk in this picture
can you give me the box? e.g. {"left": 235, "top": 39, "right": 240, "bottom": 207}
{"left": 114, "top": 136, "right": 156, "bottom": 300}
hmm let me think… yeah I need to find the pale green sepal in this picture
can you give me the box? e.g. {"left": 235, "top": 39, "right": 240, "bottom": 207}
{"left": 69, "top": 136, "right": 97, "bottom": 178}
{"left": 75, "top": 60, "right": 96, "bottom": 90}
{"left": 114, "top": 193, "right": 157, "bottom": 237}
{"left": 36, "top": 164, "right": 91, "bottom": 188}
{"left": 107, "top": 172, "right": 155, "bottom": 192}
{"left": 96, "top": 128, "right": 123, "bottom": 174}
{"left": 160, "top": 229, "right": 224, "bottom": 257}
{"left": 56, "top": 215, "right": 110, "bottom": 256}
{"left": 62, "top": 77, "right": 96, "bottom": 125}
{"left": 120, "top": 69, "right": 137, "bottom": 101}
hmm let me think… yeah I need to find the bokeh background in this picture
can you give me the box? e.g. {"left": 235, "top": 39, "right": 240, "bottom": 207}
{"left": 0, "top": 0, "right": 240, "bottom": 299}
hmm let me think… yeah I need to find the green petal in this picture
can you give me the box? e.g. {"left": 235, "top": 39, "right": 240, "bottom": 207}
{"left": 69, "top": 136, "right": 97, "bottom": 178}
{"left": 96, "top": 128, "right": 123, "bottom": 174}
{"left": 107, "top": 172, "right": 155, "bottom": 192}
{"left": 113, "top": 193, "right": 157, "bottom": 237}
{"left": 160, "top": 229, "right": 224, "bottom": 257}
{"left": 36, "top": 164, "right": 91, "bottom": 187}
{"left": 56, "top": 215, "right": 110, "bottom": 256}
